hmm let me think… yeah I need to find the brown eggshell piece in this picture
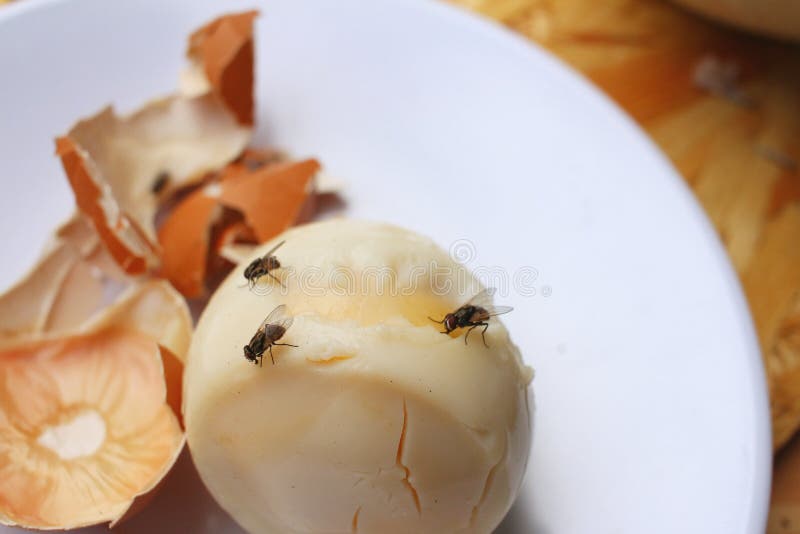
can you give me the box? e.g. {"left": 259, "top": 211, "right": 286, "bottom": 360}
{"left": 157, "top": 187, "right": 222, "bottom": 299}
{"left": 56, "top": 137, "right": 153, "bottom": 275}
{"left": 56, "top": 94, "right": 252, "bottom": 271}
{"left": 187, "top": 11, "right": 258, "bottom": 126}
{"left": 219, "top": 159, "right": 320, "bottom": 242}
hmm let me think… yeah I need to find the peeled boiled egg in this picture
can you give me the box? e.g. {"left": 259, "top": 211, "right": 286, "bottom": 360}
{"left": 184, "top": 219, "right": 533, "bottom": 533}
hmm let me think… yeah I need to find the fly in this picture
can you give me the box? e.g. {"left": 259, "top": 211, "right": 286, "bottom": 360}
{"left": 428, "top": 288, "right": 513, "bottom": 347}
{"left": 243, "top": 304, "right": 297, "bottom": 366}
{"left": 243, "top": 240, "right": 286, "bottom": 289}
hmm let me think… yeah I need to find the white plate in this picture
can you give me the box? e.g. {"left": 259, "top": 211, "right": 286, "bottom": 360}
{"left": 0, "top": 0, "right": 771, "bottom": 533}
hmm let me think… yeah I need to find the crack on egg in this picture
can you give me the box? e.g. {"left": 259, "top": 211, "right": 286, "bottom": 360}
{"left": 396, "top": 399, "right": 421, "bottom": 516}
{"left": 468, "top": 432, "right": 508, "bottom": 528}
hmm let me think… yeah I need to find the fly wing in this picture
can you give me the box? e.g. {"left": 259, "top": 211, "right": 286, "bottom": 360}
{"left": 465, "top": 287, "right": 497, "bottom": 309}
{"left": 465, "top": 288, "right": 513, "bottom": 317}
{"left": 262, "top": 240, "right": 286, "bottom": 259}
{"left": 262, "top": 303, "right": 294, "bottom": 331}
{"left": 484, "top": 305, "right": 513, "bottom": 317}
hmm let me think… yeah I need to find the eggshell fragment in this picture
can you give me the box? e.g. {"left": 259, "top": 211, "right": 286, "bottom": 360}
{"left": 43, "top": 258, "right": 105, "bottom": 333}
{"left": 0, "top": 230, "right": 191, "bottom": 361}
{"left": 55, "top": 96, "right": 250, "bottom": 274}
{"left": 212, "top": 155, "right": 343, "bottom": 267}
{"left": 0, "top": 213, "right": 192, "bottom": 360}
{"left": 45, "top": 216, "right": 136, "bottom": 334}
{"left": 157, "top": 157, "right": 318, "bottom": 297}
{"left": 0, "top": 242, "right": 80, "bottom": 346}
{"left": 56, "top": 11, "right": 258, "bottom": 275}
{"left": 0, "top": 328, "right": 184, "bottom": 530}
{"left": 219, "top": 159, "right": 320, "bottom": 242}
{"left": 0, "top": 261, "right": 191, "bottom": 529}
{"left": 185, "top": 11, "right": 259, "bottom": 125}
{"left": 157, "top": 187, "right": 223, "bottom": 299}
{"left": 212, "top": 220, "right": 256, "bottom": 254}
{"left": 55, "top": 215, "right": 101, "bottom": 256}
{"left": 82, "top": 280, "right": 193, "bottom": 363}
{"left": 0, "top": 214, "right": 143, "bottom": 350}
{"left": 0, "top": 10, "right": 271, "bottom": 530}
{"left": 56, "top": 134, "right": 156, "bottom": 274}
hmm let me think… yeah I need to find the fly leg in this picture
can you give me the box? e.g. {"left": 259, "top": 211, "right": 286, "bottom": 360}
{"left": 464, "top": 324, "right": 477, "bottom": 345}
{"left": 479, "top": 322, "right": 490, "bottom": 348}
{"left": 267, "top": 272, "right": 287, "bottom": 289}
{"left": 465, "top": 323, "right": 490, "bottom": 347}
{"left": 428, "top": 317, "right": 449, "bottom": 335}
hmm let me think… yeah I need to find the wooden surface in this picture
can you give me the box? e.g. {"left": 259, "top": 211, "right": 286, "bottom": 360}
{"left": 448, "top": 0, "right": 799, "bottom": 530}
